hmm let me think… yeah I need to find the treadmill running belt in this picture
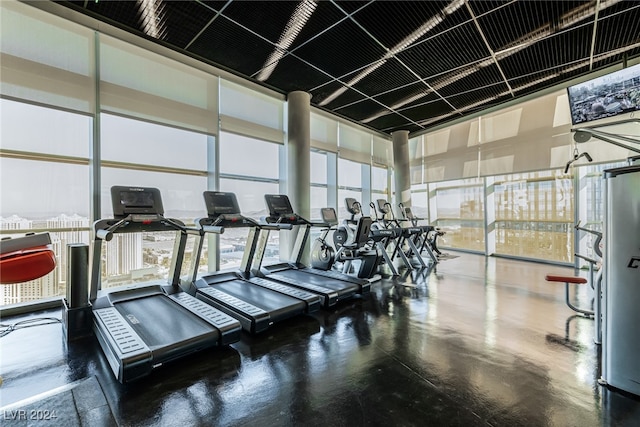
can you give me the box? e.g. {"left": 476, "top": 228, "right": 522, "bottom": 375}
{"left": 116, "top": 295, "right": 214, "bottom": 349}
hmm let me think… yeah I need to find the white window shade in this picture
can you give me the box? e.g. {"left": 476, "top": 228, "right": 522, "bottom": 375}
{"left": 372, "top": 136, "right": 393, "bottom": 167}
{"left": 100, "top": 35, "right": 218, "bottom": 134}
{"left": 219, "top": 79, "right": 284, "bottom": 144}
{"left": 311, "top": 112, "right": 338, "bottom": 152}
{"left": 422, "top": 90, "right": 575, "bottom": 182}
{"left": 409, "top": 136, "right": 423, "bottom": 184}
{"left": 0, "top": 1, "right": 95, "bottom": 113}
{"left": 339, "top": 124, "right": 372, "bottom": 163}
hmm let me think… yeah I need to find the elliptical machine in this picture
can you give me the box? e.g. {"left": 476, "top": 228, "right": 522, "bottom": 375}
{"left": 311, "top": 199, "right": 380, "bottom": 279}
{"left": 310, "top": 208, "right": 337, "bottom": 271}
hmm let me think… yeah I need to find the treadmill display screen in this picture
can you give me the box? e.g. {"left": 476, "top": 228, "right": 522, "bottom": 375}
{"left": 265, "top": 194, "right": 294, "bottom": 216}
{"left": 204, "top": 192, "right": 240, "bottom": 216}
{"left": 111, "top": 186, "right": 163, "bottom": 217}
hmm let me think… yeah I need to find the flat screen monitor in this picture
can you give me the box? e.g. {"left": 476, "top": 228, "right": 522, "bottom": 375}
{"left": 111, "top": 186, "right": 163, "bottom": 218}
{"left": 567, "top": 63, "right": 640, "bottom": 125}
{"left": 264, "top": 194, "right": 294, "bottom": 216}
{"left": 203, "top": 191, "right": 241, "bottom": 216}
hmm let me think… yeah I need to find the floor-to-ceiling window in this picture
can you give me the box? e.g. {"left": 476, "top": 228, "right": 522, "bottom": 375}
{"left": 493, "top": 170, "right": 573, "bottom": 262}
{"left": 1, "top": 100, "right": 92, "bottom": 305}
{"left": 218, "top": 132, "right": 281, "bottom": 269}
{"left": 99, "top": 114, "right": 210, "bottom": 288}
{"left": 0, "top": 2, "right": 94, "bottom": 306}
{"left": 430, "top": 178, "right": 485, "bottom": 252}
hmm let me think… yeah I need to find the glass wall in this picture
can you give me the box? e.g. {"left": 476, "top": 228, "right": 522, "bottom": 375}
{"left": 429, "top": 178, "right": 485, "bottom": 252}
{"left": 493, "top": 171, "right": 573, "bottom": 262}
{"left": 0, "top": 2, "right": 388, "bottom": 309}
{"left": 1, "top": 99, "right": 91, "bottom": 305}
{"left": 219, "top": 132, "right": 281, "bottom": 269}
{"left": 337, "top": 158, "right": 364, "bottom": 218}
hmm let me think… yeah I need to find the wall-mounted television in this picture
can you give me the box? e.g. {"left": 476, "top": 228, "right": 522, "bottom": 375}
{"left": 567, "top": 63, "right": 640, "bottom": 125}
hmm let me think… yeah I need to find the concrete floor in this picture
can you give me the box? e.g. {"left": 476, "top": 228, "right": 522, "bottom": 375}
{"left": 1, "top": 252, "right": 639, "bottom": 426}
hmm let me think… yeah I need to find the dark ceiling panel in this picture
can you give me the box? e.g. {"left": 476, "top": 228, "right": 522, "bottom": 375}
{"left": 594, "top": 3, "right": 640, "bottom": 55}
{"left": 373, "top": 82, "right": 437, "bottom": 110}
{"left": 350, "top": 1, "right": 453, "bottom": 49}
{"left": 264, "top": 55, "right": 333, "bottom": 93}
{"left": 474, "top": 1, "right": 589, "bottom": 51}
{"left": 333, "top": 98, "right": 387, "bottom": 122}
{"left": 187, "top": 16, "right": 276, "bottom": 76}
{"left": 293, "top": 18, "right": 387, "bottom": 79}
{"left": 368, "top": 112, "right": 419, "bottom": 134}
{"left": 499, "top": 25, "right": 593, "bottom": 80}
{"left": 435, "top": 64, "right": 506, "bottom": 98}
{"left": 331, "top": 1, "right": 372, "bottom": 16}
{"left": 63, "top": 1, "right": 143, "bottom": 32}
{"left": 401, "top": 100, "right": 456, "bottom": 128}
{"left": 396, "top": 22, "right": 490, "bottom": 80}
{"left": 221, "top": 1, "right": 306, "bottom": 44}
{"left": 158, "top": 2, "right": 219, "bottom": 48}
{"left": 349, "top": 58, "right": 419, "bottom": 97}
{"left": 288, "top": 1, "right": 349, "bottom": 51}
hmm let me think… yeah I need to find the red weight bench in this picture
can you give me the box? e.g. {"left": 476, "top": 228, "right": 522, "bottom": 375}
{"left": 0, "top": 233, "right": 56, "bottom": 284}
{"left": 545, "top": 274, "right": 594, "bottom": 317}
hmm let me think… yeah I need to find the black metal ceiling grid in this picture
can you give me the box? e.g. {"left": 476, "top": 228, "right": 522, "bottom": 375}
{"left": 498, "top": 25, "right": 594, "bottom": 83}
{"left": 319, "top": 85, "right": 370, "bottom": 111}
{"left": 594, "top": 4, "right": 640, "bottom": 55}
{"left": 284, "top": 1, "right": 349, "bottom": 52}
{"left": 445, "top": 81, "right": 509, "bottom": 111}
{"left": 264, "top": 54, "right": 333, "bottom": 93}
{"left": 220, "top": 1, "right": 306, "bottom": 45}
{"left": 64, "top": 1, "right": 143, "bottom": 33}
{"left": 348, "top": 1, "right": 453, "bottom": 50}
{"left": 54, "top": 1, "right": 640, "bottom": 135}
{"left": 433, "top": 63, "right": 506, "bottom": 98}
{"left": 155, "top": 1, "right": 219, "bottom": 49}
{"left": 332, "top": 98, "right": 391, "bottom": 122}
{"left": 474, "top": 1, "right": 590, "bottom": 52}
{"left": 186, "top": 15, "right": 276, "bottom": 76}
{"left": 401, "top": 99, "right": 456, "bottom": 123}
{"left": 331, "top": 1, "right": 371, "bottom": 16}
{"left": 372, "top": 83, "right": 439, "bottom": 110}
{"left": 395, "top": 22, "right": 490, "bottom": 80}
{"left": 346, "top": 58, "right": 420, "bottom": 98}
{"left": 293, "top": 18, "right": 388, "bottom": 81}
{"left": 368, "top": 111, "right": 420, "bottom": 133}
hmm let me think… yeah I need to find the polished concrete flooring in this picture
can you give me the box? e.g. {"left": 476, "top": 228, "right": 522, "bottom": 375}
{"left": 1, "top": 252, "right": 640, "bottom": 426}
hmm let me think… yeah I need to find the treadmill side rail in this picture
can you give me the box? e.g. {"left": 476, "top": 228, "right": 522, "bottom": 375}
{"left": 170, "top": 292, "right": 242, "bottom": 345}
{"left": 93, "top": 307, "right": 153, "bottom": 383}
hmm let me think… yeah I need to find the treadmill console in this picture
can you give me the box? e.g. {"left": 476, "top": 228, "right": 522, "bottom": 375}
{"left": 203, "top": 191, "right": 242, "bottom": 218}
{"left": 264, "top": 194, "right": 297, "bottom": 223}
{"left": 111, "top": 186, "right": 164, "bottom": 219}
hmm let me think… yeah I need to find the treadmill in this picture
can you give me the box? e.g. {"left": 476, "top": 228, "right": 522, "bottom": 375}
{"left": 181, "top": 191, "right": 320, "bottom": 334}
{"left": 254, "top": 194, "right": 372, "bottom": 308}
{"left": 90, "top": 186, "right": 242, "bottom": 383}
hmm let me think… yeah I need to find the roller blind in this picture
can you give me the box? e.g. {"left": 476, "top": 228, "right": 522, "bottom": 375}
{"left": 100, "top": 34, "right": 218, "bottom": 134}
{"left": 0, "top": 0, "right": 95, "bottom": 113}
{"left": 421, "top": 90, "right": 575, "bottom": 182}
{"left": 311, "top": 112, "right": 338, "bottom": 152}
{"left": 372, "top": 136, "right": 393, "bottom": 167}
{"left": 339, "top": 124, "right": 371, "bottom": 163}
{"left": 219, "top": 79, "right": 284, "bottom": 144}
{"left": 409, "top": 136, "right": 423, "bottom": 184}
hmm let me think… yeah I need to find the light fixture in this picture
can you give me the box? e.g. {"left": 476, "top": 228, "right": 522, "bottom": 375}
{"left": 256, "top": 0, "right": 318, "bottom": 81}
